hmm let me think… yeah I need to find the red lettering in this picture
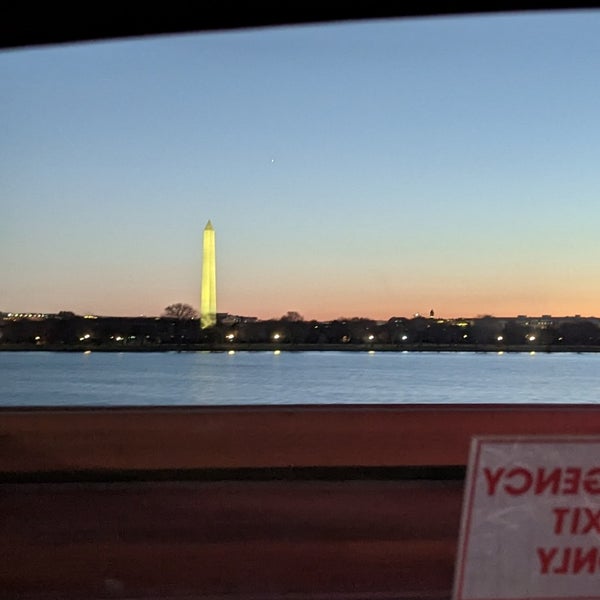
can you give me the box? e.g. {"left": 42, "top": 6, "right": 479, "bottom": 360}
{"left": 571, "top": 507, "right": 581, "bottom": 534}
{"left": 582, "top": 509, "right": 600, "bottom": 534}
{"left": 553, "top": 507, "right": 569, "bottom": 534}
{"left": 562, "top": 468, "right": 582, "bottom": 494}
{"left": 483, "top": 466, "right": 600, "bottom": 497}
{"left": 537, "top": 547, "right": 557, "bottom": 574}
{"left": 534, "top": 468, "right": 561, "bottom": 495}
{"left": 553, "top": 548, "right": 571, "bottom": 574}
{"left": 538, "top": 546, "right": 600, "bottom": 575}
{"left": 583, "top": 468, "right": 600, "bottom": 494}
{"left": 483, "top": 468, "right": 504, "bottom": 495}
{"left": 504, "top": 467, "right": 533, "bottom": 495}
{"left": 573, "top": 547, "right": 598, "bottom": 574}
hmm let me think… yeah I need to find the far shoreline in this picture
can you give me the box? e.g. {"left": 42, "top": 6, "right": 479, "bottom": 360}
{"left": 3, "top": 343, "right": 600, "bottom": 353}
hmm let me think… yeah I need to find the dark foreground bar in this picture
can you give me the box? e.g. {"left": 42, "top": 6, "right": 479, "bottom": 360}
{"left": 2, "top": 405, "right": 600, "bottom": 599}
{"left": 2, "top": 479, "right": 461, "bottom": 599}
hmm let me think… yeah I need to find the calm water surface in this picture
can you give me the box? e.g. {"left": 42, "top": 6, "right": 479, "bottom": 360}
{"left": 1, "top": 350, "right": 599, "bottom": 406}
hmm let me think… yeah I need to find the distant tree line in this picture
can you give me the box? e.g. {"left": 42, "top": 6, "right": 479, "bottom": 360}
{"left": 2, "top": 307, "right": 600, "bottom": 349}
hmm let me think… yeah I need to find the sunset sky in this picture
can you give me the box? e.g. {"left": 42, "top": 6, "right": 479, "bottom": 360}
{"left": 3, "top": 11, "right": 600, "bottom": 320}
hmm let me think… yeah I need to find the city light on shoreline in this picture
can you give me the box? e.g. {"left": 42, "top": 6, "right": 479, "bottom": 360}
{"left": 3, "top": 311, "right": 600, "bottom": 349}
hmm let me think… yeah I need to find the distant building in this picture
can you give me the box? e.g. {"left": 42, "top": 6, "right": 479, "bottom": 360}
{"left": 200, "top": 220, "right": 217, "bottom": 329}
{"left": 220, "top": 314, "right": 258, "bottom": 325}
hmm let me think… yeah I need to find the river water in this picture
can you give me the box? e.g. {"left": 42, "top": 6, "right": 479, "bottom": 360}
{"left": 1, "top": 350, "right": 599, "bottom": 406}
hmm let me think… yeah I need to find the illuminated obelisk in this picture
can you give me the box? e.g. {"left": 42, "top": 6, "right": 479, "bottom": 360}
{"left": 200, "top": 220, "right": 217, "bottom": 329}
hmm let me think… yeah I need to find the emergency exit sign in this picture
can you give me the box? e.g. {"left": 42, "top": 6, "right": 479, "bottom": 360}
{"left": 453, "top": 436, "right": 600, "bottom": 600}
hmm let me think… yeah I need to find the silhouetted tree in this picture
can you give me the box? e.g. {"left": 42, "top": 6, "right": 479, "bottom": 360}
{"left": 163, "top": 303, "right": 198, "bottom": 319}
{"left": 502, "top": 321, "right": 529, "bottom": 345}
{"left": 281, "top": 311, "right": 304, "bottom": 322}
{"left": 162, "top": 304, "right": 199, "bottom": 347}
{"left": 470, "top": 317, "right": 504, "bottom": 345}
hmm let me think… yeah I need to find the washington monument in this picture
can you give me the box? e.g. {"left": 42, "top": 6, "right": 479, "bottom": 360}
{"left": 200, "top": 220, "right": 216, "bottom": 329}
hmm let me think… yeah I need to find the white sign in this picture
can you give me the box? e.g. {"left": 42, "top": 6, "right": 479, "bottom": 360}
{"left": 454, "top": 436, "right": 600, "bottom": 600}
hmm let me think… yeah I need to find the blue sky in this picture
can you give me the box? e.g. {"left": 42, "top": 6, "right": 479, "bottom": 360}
{"left": 2, "top": 10, "right": 600, "bottom": 319}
